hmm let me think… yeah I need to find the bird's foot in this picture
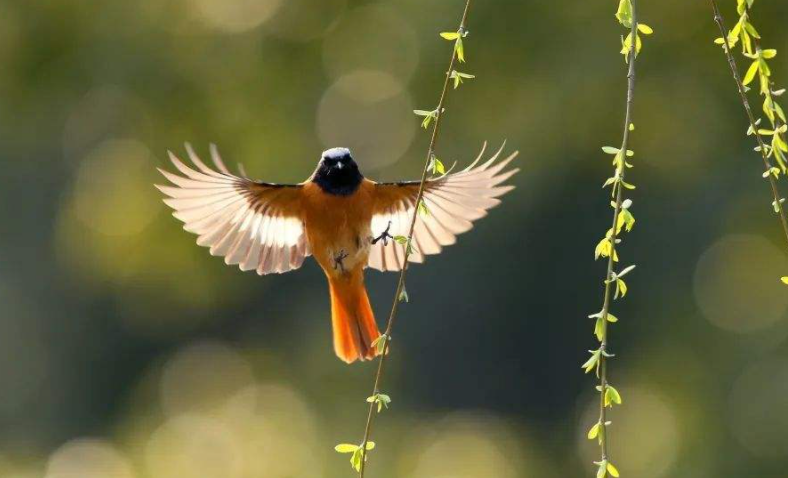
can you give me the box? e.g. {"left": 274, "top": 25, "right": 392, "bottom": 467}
{"left": 332, "top": 250, "right": 349, "bottom": 273}
{"left": 371, "top": 221, "right": 393, "bottom": 246}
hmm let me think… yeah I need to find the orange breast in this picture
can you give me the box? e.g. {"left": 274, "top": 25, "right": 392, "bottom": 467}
{"left": 302, "top": 180, "right": 376, "bottom": 276}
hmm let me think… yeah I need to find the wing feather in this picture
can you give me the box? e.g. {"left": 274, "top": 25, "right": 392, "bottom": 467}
{"left": 367, "top": 142, "right": 518, "bottom": 272}
{"left": 157, "top": 146, "right": 309, "bottom": 275}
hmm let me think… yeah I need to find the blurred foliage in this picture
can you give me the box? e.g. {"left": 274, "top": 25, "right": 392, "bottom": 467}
{"left": 0, "top": 0, "right": 788, "bottom": 477}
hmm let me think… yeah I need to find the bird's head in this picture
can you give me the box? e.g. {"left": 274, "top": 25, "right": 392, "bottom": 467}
{"left": 313, "top": 147, "right": 363, "bottom": 196}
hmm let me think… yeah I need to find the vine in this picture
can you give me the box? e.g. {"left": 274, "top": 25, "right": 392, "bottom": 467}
{"left": 582, "top": 1, "right": 652, "bottom": 477}
{"left": 709, "top": 0, "right": 788, "bottom": 256}
{"left": 334, "top": 0, "right": 475, "bottom": 475}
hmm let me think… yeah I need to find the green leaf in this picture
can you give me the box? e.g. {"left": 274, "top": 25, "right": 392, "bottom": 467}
{"left": 759, "top": 57, "right": 771, "bottom": 78}
{"left": 616, "top": 209, "right": 636, "bottom": 233}
{"left": 440, "top": 31, "right": 460, "bottom": 40}
{"left": 637, "top": 23, "right": 654, "bottom": 34}
{"left": 615, "top": 278, "right": 628, "bottom": 298}
{"left": 450, "top": 70, "right": 475, "bottom": 89}
{"left": 615, "top": 0, "right": 633, "bottom": 27}
{"left": 582, "top": 349, "right": 602, "bottom": 374}
{"left": 429, "top": 156, "right": 446, "bottom": 175}
{"left": 588, "top": 311, "right": 603, "bottom": 319}
{"left": 587, "top": 422, "right": 601, "bottom": 440}
{"left": 351, "top": 449, "right": 362, "bottom": 472}
{"left": 775, "top": 102, "right": 786, "bottom": 122}
{"left": 594, "top": 317, "right": 605, "bottom": 342}
{"left": 762, "top": 49, "right": 777, "bottom": 59}
{"left": 414, "top": 109, "right": 437, "bottom": 129}
{"left": 597, "top": 460, "right": 608, "bottom": 478}
{"left": 455, "top": 37, "right": 465, "bottom": 62}
{"left": 607, "top": 462, "right": 620, "bottom": 478}
{"left": 335, "top": 444, "right": 359, "bottom": 453}
{"left": 606, "top": 313, "right": 619, "bottom": 323}
{"left": 367, "top": 393, "right": 392, "bottom": 412}
{"left": 620, "top": 31, "right": 642, "bottom": 60}
{"left": 346, "top": 441, "right": 377, "bottom": 471}
{"left": 782, "top": 277, "right": 788, "bottom": 285}
{"left": 763, "top": 166, "right": 780, "bottom": 178}
{"left": 602, "top": 146, "right": 621, "bottom": 155}
{"left": 743, "top": 60, "right": 759, "bottom": 86}
{"left": 393, "top": 235, "right": 408, "bottom": 245}
{"left": 617, "top": 264, "right": 636, "bottom": 278}
{"left": 418, "top": 199, "right": 430, "bottom": 216}
{"left": 744, "top": 21, "right": 760, "bottom": 39}
{"left": 399, "top": 287, "right": 409, "bottom": 303}
{"left": 594, "top": 237, "right": 619, "bottom": 262}
{"left": 605, "top": 385, "right": 623, "bottom": 406}
{"left": 594, "top": 237, "right": 612, "bottom": 260}
{"left": 371, "top": 334, "right": 388, "bottom": 355}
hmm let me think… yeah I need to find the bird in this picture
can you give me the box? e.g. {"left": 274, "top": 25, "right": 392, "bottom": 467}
{"left": 156, "top": 143, "right": 518, "bottom": 363}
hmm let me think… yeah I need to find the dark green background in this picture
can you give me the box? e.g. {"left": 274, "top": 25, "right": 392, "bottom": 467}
{"left": 1, "top": 0, "right": 788, "bottom": 476}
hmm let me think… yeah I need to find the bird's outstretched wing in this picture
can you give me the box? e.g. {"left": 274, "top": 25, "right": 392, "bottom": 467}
{"left": 367, "top": 143, "right": 519, "bottom": 272}
{"left": 156, "top": 144, "right": 310, "bottom": 275}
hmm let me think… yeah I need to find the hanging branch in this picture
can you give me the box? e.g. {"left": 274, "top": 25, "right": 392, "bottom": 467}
{"left": 709, "top": 0, "right": 788, "bottom": 250}
{"left": 334, "top": 0, "right": 474, "bottom": 475}
{"left": 583, "top": 1, "right": 652, "bottom": 477}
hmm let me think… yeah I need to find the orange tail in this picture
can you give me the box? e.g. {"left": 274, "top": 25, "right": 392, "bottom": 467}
{"left": 329, "top": 273, "right": 381, "bottom": 363}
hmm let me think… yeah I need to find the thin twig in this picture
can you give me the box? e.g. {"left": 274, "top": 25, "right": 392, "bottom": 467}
{"left": 709, "top": 0, "right": 788, "bottom": 245}
{"left": 596, "top": 0, "right": 639, "bottom": 464}
{"left": 357, "top": 1, "right": 473, "bottom": 476}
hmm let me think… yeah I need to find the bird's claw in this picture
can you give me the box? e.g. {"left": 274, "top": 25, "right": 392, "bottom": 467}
{"left": 333, "top": 250, "right": 349, "bottom": 273}
{"left": 371, "top": 221, "right": 394, "bottom": 246}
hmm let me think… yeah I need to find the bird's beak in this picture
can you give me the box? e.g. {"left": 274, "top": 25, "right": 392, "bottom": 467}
{"left": 335, "top": 162, "right": 344, "bottom": 170}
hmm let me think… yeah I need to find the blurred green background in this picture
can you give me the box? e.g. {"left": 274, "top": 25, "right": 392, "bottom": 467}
{"left": 2, "top": 0, "right": 788, "bottom": 476}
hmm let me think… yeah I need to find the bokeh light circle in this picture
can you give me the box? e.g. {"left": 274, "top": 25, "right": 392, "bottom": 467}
{"left": 160, "top": 341, "right": 255, "bottom": 417}
{"left": 62, "top": 86, "right": 152, "bottom": 163}
{"left": 728, "top": 358, "right": 788, "bottom": 458}
{"left": 218, "top": 384, "right": 323, "bottom": 477}
{"left": 694, "top": 234, "right": 788, "bottom": 333}
{"left": 578, "top": 387, "right": 679, "bottom": 478}
{"left": 70, "top": 139, "right": 161, "bottom": 237}
{"left": 322, "top": 5, "right": 419, "bottom": 83}
{"left": 317, "top": 70, "right": 415, "bottom": 169}
{"left": 45, "top": 439, "right": 135, "bottom": 478}
{"left": 189, "top": 0, "right": 282, "bottom": 33}
{"left": 401, "top": 412, "right": 525, "bottom": 478}
{"left": 55, "top": 139, "right": 236, "bottom": 325}
{"left": 263, "top": 0, "right": 346, "bottom": 41}
{"left": 145, "top": 415, "right": 243, "bottom": 478}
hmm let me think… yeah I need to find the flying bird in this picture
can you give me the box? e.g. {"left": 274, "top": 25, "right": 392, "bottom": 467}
{"left": 156, "top": 143, "right": 518, "bottom": 363}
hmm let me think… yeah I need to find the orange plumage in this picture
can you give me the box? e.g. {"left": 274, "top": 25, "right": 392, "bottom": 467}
{"left": 302, "top": 180, "right": 379, "bottom": 362}
{"left": 157, "top": 143, "right": 518, "bottom": 363}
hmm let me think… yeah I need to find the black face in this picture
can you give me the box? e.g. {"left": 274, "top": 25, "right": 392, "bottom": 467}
{"left": 313, "top": 148, "right": 364, "bottom": 196}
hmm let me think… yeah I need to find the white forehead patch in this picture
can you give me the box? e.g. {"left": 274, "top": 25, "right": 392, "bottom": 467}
{"left": 322, "top": 147, "right": 351, "bottom": 160}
